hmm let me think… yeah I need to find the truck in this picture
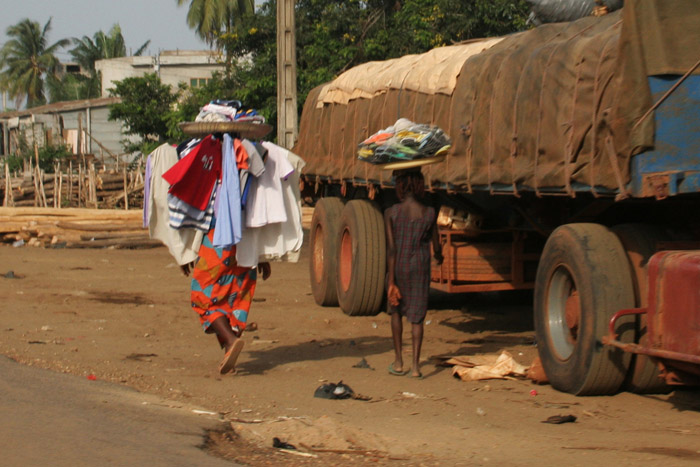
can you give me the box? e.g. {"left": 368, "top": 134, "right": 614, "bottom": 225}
{"left": 291, "top": 1, "right": 700, "bottom": 396}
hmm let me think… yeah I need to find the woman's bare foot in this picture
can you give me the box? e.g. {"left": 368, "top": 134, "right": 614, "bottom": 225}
{"left": 220, "top": 338, "right": 244, "bottom": 374}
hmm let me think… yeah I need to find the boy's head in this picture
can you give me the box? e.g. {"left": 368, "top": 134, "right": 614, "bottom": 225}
{"left": 393, "top": 168, "right": 425, "bottom": 200}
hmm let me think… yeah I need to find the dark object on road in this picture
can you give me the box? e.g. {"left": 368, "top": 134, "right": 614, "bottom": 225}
{"left": 542, "top": 414, "right": 577, "bottom": 424}
{"left": 3, "top": 271, "right": 24, "bottom": 279}
{"left": 353, "top": 358, "right": 373, "bottom": 370}
{"left": 314, "top": 381, "right": 355, "bottom": 399}
{"left": 272, "top": 437, "right": 296, "bottom": 450}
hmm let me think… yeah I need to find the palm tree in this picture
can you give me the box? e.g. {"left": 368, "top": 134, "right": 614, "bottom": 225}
{"left": 0, "top": 18, "right": 69, "bottom": 108}
{"left": 54, "top": 24, "right": 151, "bottom": 101}
{"left": 70, "top": 24, "right": 151, "bottom": 74}
{"left": 176, "top": 0, "right": 255, "bottom": 45}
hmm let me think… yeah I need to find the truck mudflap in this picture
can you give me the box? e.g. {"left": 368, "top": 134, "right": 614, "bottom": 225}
{"left": 603, "top": 251, "right": 700, "bottom": 383}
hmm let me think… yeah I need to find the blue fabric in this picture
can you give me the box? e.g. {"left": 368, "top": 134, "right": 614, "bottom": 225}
{"left": 167, "top": 186, "right": 216, "bottom": 231}
{"left": 212, "top": 134, "right": 242, "bottom": 247}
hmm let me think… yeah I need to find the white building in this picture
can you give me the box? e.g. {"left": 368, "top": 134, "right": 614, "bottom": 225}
{"left": 95, "top": 50, "right": 225, "bottom": 97}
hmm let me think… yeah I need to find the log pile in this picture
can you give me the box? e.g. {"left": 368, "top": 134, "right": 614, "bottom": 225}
{"left": 2, "top": 160, "right": 144, "bottom": 210}
{"left": 0, "top": 207, "right": 161, "bottom": 249}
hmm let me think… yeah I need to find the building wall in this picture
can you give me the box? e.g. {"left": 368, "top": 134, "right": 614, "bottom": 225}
{"left": 96, "top": 51, "right": 224, "bottom": 97}
{"left": 59, "top": 107, "right": 124, "bottom": 158}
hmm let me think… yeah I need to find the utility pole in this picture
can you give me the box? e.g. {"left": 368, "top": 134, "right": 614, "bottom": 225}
{"left": 154, "top": 50, "right": 161, "bottom": 78}
{"left": 277, "top": 0, "right": 297, "bottom": 149}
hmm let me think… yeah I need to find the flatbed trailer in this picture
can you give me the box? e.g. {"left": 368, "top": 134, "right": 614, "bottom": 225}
{"left": 293, "top": 1, "right": 700, "bottom": 395}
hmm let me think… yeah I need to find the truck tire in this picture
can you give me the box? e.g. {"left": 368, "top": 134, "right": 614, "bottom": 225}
{"left": 534, "top": 223, "right": 635, "bottom": 395}
{"left": 309, "top": 198, "right": 344, "bottom": 306}
{"left": 612, "top": 224, "right": 670, "bottom": 394}
{"left": 336, "top": 200, "right": 386, "bottom": 316}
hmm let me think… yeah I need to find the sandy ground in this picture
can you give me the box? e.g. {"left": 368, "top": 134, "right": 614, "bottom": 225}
{"left": 2, "top": 238, "right": 700, "bottom": 466}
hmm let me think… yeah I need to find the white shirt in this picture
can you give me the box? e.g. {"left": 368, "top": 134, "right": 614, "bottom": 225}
{"left": 244, "top": 142, "right": 295, "bottom": 228}
{"left": 147, "top": 144, "right": 204, "bottom": 265}
{"left": 235, "top": 143, "right": 305, "bottom": 267}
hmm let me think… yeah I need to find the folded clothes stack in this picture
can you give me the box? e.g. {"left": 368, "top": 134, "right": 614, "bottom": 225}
{"left": 357, "top": 118, "right": 451, "bottom": 165}
{"left": 195, "top": 99, "right": 266, "bottom": 124}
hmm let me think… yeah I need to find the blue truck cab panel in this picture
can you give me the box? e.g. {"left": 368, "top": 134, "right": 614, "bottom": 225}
{"left": 628, "top": 75, "right": 700, "bottom": 198}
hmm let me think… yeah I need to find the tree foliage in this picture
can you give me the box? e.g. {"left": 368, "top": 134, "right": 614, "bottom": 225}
{"left": 108, "top": 73, "right": 178, "bottom": 151}
{"left": 62, "top": 24, "right": 151, "bottom": 100}
{"left": 214, "top": 0, "right": 529, "bottom": 137}
{"left": 0, "top": 18, "right": 69, "bottom": 108}
{"left": 70, "top": 24, "right": 151, "bottom": 73}
{"left": 110, "top": 1, "right": 529, "bottom": 150}
{"left": 176, "top": 0, "right": 255, "bottom": 45}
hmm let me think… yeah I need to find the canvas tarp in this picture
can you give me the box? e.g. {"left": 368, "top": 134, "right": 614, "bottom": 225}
{"left": 293, "top": 1, "right": 700, "bottom": 195}
{"left": 316, "top": 38, "right": 504, "bottom": 106}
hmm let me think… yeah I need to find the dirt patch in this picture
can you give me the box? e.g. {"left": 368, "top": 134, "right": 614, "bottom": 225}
{"left": 2, "top": 243, "right": 700, "bottom": 465}
{"left": 88, "top": 291, "right": 152, "bottom": 305}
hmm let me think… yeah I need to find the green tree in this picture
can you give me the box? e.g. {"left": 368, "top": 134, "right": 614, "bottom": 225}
{"left": 0, "top": 18, "right": 69, "bottom": 107}
{"left": 215, "top": 0, "right": 529, "bottom": 136}
{"left": 176, "top": 0, "right": 255, "bottom": 45}
{"left": 108, "top": 73, "right": 178, "bottom": 153}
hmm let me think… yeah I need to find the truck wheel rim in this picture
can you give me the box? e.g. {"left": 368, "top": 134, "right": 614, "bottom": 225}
{"left": 312, "top": 224, "right": 324, "bottom": 283}
{"left": 339, "top": 228, "right": 352, "bottom": 292}
{"left": 547, "top": 265, "right": 579, "bottom": 360}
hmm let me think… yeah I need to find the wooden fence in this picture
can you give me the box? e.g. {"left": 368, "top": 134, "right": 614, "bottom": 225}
{"left": 2, "top": 157, "right": 144, "bottom": 210}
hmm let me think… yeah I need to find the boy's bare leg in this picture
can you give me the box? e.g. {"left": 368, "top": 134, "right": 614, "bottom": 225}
{"left": 391, "top": 312, "right": 404, "bottom": 372}
{"left": 411, "top": 322, "right": 424, "bottom": 377}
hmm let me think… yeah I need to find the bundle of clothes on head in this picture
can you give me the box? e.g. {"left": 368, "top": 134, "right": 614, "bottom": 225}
{"left": 144, "top": 122, "right": 304, "bottom": 269}
{"left": 357, "top": 118, "right": 451, "bottom": 165}
{"left": 195, "top": 99, "right": 266, "bottom": 124}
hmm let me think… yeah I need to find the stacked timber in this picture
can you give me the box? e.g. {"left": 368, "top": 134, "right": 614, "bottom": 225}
{"left": 0, "top": 207, "right": 160, "bottom": 249}
{"left": 2, "top": 162, "right": 144, "bottom": 210}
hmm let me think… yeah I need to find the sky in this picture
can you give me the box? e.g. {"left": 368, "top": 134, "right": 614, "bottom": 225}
{"left": 0, "top": 0, "right": 208, "bottom": 61}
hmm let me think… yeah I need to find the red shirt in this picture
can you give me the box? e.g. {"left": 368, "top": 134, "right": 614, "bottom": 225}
{"left": 162, "top": 135, "right": 222, "bottom": 210}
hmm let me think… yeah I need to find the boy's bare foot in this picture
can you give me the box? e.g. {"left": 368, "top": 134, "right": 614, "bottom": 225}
{"left": 388, "top": 362, "right": 409, "bottom": 376}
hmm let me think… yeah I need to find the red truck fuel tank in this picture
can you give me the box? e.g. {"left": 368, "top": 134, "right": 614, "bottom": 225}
{"left": 646, "top": 251, "right": 700, "bottom": 360}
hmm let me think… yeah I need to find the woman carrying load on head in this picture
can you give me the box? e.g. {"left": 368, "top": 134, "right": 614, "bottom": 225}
{"left": 185, "top": 226, "right": 271, "bottom": 375}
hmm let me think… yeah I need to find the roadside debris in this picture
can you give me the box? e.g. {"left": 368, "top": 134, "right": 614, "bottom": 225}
{"left": 3, "top": 270, "right": 24, "bottom": 279}
{"left": 314, "top": 381, "right": 371, "bottom": 401}
{"left": 352, "top": 358, "right": 373, "bottom": 370}
{"left": 272, "top": 437, "right": 297, "bottom": 450}
{"left": 527, "top": 356, "right": 549, "bottom": 384}
{"left": 314, "top": 381, "right": 355, "bottom": 399}
{"left": 447, "top": 350, "right": 528, "bottom": 381}
{"left": 542, "top": 414, "right": 577, "bottom": 424}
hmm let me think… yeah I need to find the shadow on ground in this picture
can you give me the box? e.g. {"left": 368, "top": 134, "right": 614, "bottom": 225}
{"left": 238, "top": 335, "right": 389, "bottom": 375}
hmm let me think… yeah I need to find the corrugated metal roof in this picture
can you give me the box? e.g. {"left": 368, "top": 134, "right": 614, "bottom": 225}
{"left": 0, "top": 97, "right": 121, "bottom": 119}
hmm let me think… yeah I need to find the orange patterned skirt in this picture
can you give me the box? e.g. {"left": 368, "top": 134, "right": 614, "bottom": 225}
{"left": 190, "top": 228, "right": 257, "bottom": 333}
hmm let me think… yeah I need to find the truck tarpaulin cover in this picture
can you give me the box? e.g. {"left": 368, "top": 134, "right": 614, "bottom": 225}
{"left": 293, "top": 0, "right": 700, "bottom": 195}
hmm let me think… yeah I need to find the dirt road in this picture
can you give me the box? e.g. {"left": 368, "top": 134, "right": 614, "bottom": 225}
{"left": 2, "top": 240, "right": 700, "bottom": 465}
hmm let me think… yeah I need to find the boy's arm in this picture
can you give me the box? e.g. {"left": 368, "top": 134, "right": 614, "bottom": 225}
{"left": 431, "top": 213, "right": 444, "bottom": 265}
{"left": 385, "top": 210, "right": 401, "bottom": 306}
{"left": 385, "top": 210, "right": 396, "bottom": 286}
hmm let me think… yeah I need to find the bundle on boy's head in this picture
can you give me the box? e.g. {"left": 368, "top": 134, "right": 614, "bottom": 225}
{"left": 393, "top": 168, "right": 425, "bottom": 200}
